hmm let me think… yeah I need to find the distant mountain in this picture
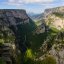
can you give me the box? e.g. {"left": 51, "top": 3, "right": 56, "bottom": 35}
{"left": 27, "top": 12, "right": 37, "bottom": 16}
{"left": 28, "top": 12, "right": 44, "bottom": 21}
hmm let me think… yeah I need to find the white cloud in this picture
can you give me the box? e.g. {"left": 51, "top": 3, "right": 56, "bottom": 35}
{"left": 8, "top": 0, "right": 22, "bottom": 3}
{"left": 24, "top": 0, "right": 54, "bottom": 3}
{"left": 7, "top": 0, "right": 54, "bottom": 5}
{"left": 4, "top": 0, "right": 22, "bottom": 5}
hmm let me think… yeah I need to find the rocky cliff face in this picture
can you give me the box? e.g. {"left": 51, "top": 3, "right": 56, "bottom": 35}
{"left": 0, "top": 9, "right": 29, "bottom": 29}
{"left": 0, "top": 9, "right": 36, "bottom": 64}
{"left": 44, "top": 6, "right": 64, "bottom": 17}
{"left": 43, "top": 6, "right": 64, "bottom": 30}
{"left": 0, "top": 9, "right": 35, "bottom": 54}
{"left": 39, "top": 6, "right": 64, "bottom": 64}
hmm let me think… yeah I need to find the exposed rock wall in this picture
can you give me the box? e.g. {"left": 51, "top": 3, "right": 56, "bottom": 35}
{"left": 1, "top": 9, "right": 36, "bottom": 54}
{"left": 43, "top": 6, "right": 64, "bottom": 30}
{"left": 0, "top": 9, "right": 35, "bottom": 64}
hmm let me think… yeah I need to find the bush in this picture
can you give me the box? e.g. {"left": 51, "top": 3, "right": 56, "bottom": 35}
{"left": 42, "top": 56, "right": 56, "bottom": 64}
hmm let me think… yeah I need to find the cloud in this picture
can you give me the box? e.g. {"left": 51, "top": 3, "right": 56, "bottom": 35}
{"left": 23, "top": 0, "right": 54, "bottom": 3}
{"left": 6, "top": 0, "right": 22, "bottom": 5}
{"left": 6, "top": 0, "right": 54, "bottom": 5}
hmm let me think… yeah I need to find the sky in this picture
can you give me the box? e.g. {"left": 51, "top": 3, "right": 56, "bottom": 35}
{"left": 0, "top": 0, "right": 64, "bottom": 13}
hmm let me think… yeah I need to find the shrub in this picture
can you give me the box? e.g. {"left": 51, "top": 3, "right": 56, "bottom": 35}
{"left": 42, "top": 56, "right": 56, "bottom": 64}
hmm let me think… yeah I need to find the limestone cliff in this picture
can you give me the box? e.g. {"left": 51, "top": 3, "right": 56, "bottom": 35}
{"left": 0, "top": 9, "right": 35, "bottom": 64}
{"left": 44, "top": 6, "right": 64, "bottom": 30}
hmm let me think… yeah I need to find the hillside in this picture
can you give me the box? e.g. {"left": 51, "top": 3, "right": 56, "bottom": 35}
{"left": 0, "top": 9, "right": 36, "bottom": 64}
{"left": 27, "top": 6, "right": 64, "bottom": 64}
{"left": 32, "top": 6, "right": 64, "bottom": 31}
{"left": 44, "top": 6, "right": 64, "bottom": 30}
{"left": 34, "top": 6, "right": 64, "bottom": 64}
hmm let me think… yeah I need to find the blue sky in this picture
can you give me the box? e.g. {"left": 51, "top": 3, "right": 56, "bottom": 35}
{"left": 0, "top": 0, "right": 64, "bottom": 13}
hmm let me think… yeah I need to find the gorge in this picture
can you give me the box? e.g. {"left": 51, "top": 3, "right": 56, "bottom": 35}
{"left": 0, "top": 6, "right": 64, "bottom": 64}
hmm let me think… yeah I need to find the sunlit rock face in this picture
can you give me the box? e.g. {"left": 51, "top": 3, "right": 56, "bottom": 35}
{"left": 49, "top": 44, "right": 64, "bottom": 64}
{"left": 45, "top": 14, "right": 64, "bottom": 30}
{"left": 44, "top": 6, "right": 64, "bottom": 17}
{"left": 43, "top": 6, "right": 64, "bottom": 30}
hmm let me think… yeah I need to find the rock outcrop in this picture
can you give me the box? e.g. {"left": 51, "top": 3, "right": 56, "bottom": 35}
{"left": 44, "top": 6, "right": 64, "bottom": 17}
{"left": 0, "top": 9, "right": 30, "bottom": 30}
{"left": 0, "top": 9, "right": 35, "bottom": 44}
{"left": 0, "top": 43, "right": 16, "bottom": 64}
{"left": 0, "top": 9, "right": 35, "bottom": 64}
{"left": 43, "top": 6, "right": 64, "bottom": 30}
